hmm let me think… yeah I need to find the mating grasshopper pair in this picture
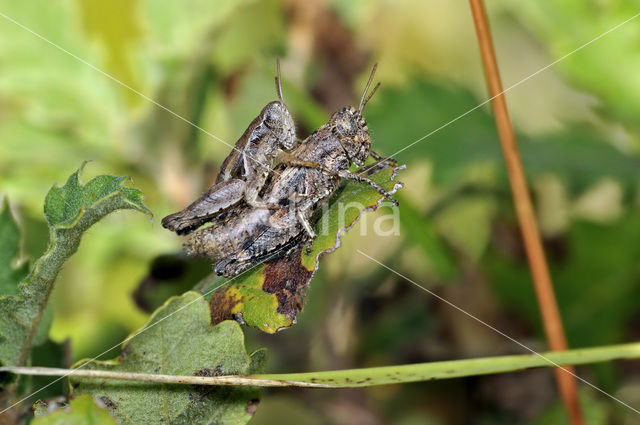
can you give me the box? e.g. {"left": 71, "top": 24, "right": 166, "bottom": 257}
{"left": 162, "top": 61, "right": 399, "bottom": 277}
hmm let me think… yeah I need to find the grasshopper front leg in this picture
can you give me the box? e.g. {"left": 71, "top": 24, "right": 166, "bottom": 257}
{"left": 336, "top": 170, "right": 399, "bottom": 206}
{"left": 278, "top": 152, "right": 399, "bottom": 206}
{"left": 369, "top": 150, "right": 398, "bottom": 166}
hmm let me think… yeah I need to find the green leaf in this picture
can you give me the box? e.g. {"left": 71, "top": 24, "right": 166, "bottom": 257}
{"left": 43, "top": 165, "right": 151, "bottom": 228}
{"left": 0, "top": 163, "right": 152, "bottom": 369}
{"left": 198, "top": 164, "right": 404, "bottom": 333}
{"left": 72, "top": 292, "right": 264, "bottom": 425}
{"left": 32, "top": 394, "right": 118, "bottom": 424}
{"left": 302, "top": 165, "right": 405, "bottom": 270}
{"left": 0, "top": 199, "right": 29, "bottom": 296}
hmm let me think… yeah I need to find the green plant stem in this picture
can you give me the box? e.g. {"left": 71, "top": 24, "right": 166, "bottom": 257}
{"left": 14, "top": 191, "right": 145, "bottom": 367}
{"left": 0, "top": 165, "right": 151, "bottom": 375}
{"left": 3, "top": 342, "right": 640, "bottom": 388}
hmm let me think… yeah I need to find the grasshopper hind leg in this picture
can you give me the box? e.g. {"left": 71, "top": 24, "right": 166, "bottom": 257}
{"left": 214, "top": 232, "right": 308, "bottom": 278}
{"left": 162, "top": 179, "right": 246, "bottom": 235}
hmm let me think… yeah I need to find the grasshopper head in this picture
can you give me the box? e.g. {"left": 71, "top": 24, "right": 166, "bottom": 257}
{"left": 331, "top": 106, "right": 371, "bottom": 167}
{"left": 262, "top": 101, "right": 297, "bottom": 150}
{"left": 331, "top": 64, "right": 380, "bottom": 167}
{"left": 263, "top": 57, "right": 297, "bottom": 151}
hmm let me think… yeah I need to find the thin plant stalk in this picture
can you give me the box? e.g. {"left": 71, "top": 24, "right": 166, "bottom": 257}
{"left": 468, "top": 1, "right": 584, "bottom": 424}
{"left": 2, "top": 342, "right": 640, "bottom": 389}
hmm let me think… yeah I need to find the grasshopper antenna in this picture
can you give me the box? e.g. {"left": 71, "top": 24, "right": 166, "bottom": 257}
{"left": 361, "top": 82, "right": 380, "bottom": 112}
{"left": 358, "top": 63, "right": 378, "bottom": 113}
{"left": 275, "top": 58, "right": 284, "bottom": 105}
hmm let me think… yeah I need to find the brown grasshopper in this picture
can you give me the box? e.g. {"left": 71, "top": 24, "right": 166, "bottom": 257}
{"left": 161, "top": 60, "right": 297, "bottom": 235}
{"left": 184, "top": 64, "right": 400, "bottom": 277}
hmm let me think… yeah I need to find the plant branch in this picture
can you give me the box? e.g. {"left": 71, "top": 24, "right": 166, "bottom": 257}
{"left": 3, "top": 342, "right": 640, "bottom": 389}
{"left": 0, "top": 164, "right": 152, "bottom": 372}
{"left": 468, "top": 1, "right": 583, "bottom": 424}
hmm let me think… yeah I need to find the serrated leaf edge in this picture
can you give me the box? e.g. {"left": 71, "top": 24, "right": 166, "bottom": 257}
{"left": 306, "top": 164, "right": 405, "bottom": 275}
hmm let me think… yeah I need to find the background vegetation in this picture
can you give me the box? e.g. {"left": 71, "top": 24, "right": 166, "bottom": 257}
{"left": 1, "top": 0, "right": 639, "bottom": 423}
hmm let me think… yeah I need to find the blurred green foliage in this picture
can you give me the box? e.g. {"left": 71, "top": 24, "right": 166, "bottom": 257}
{"left": 1, "top": 0, "right": 639, "bottom": 423}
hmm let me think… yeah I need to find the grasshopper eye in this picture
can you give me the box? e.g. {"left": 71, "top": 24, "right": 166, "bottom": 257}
{"left": 280, "top": 111, "right": 297, "bottom": 149}
{"left": 263, "top": 103, "right": 283, "bottom": 128}
{"left": 265, "top": 110, "right": 279, "bottom": 126}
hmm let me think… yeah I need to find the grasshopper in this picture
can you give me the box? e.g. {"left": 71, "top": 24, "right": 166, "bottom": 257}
{"left": 161, "top": 60, "right": 297, "bottom": 235}
{"left": 184, "top": 64, "right": 400, "bottom": 277}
